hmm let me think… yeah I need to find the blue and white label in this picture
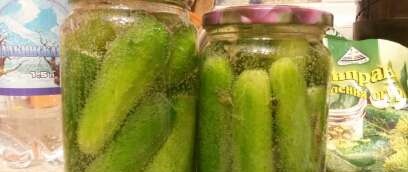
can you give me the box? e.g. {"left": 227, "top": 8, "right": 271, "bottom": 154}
{"left": 0, "top": 0, "right": 69, "bottom": 96}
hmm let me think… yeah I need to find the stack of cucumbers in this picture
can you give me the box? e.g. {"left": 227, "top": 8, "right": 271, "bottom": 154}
{"left": 198, "top": 40, "right": 330, "bottom": 172}
{"left": 62, "top": 11, "right": 197, "bottom": 172}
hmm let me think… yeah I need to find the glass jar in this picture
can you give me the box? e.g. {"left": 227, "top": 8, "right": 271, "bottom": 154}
{"left": 61, "top": 1, "right": 198, "bottom": 172}
{"left": 198, "top": 6, "right": 333, "bottom": 172}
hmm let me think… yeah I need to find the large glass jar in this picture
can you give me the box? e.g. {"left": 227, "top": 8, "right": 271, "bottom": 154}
{"left": 60, "top": 1, "right": 198, "bottom": 172}
{"left": 198, "top": 6, "right": 333, "bottom": 172}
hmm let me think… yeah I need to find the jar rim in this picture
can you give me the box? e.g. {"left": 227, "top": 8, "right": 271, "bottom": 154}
{"left": 203, "top": 5, "right": 333, "bottom": 28}
{"left": 69, "top": 0, "right": 193, "bottom": 10}
{"left": 70, "top": 0, "right": 190, "bottom": 16}
{"left": 204, "top": 24, "right": 327, "bottom": 39}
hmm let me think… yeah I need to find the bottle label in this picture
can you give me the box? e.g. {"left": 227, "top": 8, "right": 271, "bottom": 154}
{"left": 0, "top": 0, "right": 69, "bottom": 96}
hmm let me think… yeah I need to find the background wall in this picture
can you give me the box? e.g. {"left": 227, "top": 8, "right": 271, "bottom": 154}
{"left": 296, "top": 0, "right": 357, "bottom": 38}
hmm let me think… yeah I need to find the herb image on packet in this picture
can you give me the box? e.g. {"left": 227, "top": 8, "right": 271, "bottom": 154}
{"left": 325, "top": 36, "right": 408, "bottom": 172}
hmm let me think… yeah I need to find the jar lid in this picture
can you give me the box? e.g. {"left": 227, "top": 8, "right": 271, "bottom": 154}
{"left": 203, "top": 5, "right": 333, "bottom": 27}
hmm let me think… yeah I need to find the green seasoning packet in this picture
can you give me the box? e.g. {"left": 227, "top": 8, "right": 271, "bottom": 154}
{"left": 325, "top": 36, "right": 408, "bottom": 172}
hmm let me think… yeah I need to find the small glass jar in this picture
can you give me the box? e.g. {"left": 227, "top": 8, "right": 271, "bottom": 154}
{"left": 198, "top": 6, "right": 333, "bottom": 172}
{"left": 61, "top": 0, "right": 198, "bottom": 172}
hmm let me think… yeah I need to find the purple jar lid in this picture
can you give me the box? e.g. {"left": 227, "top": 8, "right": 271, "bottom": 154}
{"left": 203, "top": 5, "right": 333, "bottom": 27}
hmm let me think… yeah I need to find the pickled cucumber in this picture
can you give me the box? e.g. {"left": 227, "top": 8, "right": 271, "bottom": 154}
{"left": 276, "top": 39, "right": 330, "bottom": 86}
{"left": 67, "top": 16, "right": 116, "bottom": 56}
{"left": 232, "top": 70, "right": 274, "bottom": 172}
{"left": 269, "top": 58, "right": 313, "bottom": 172}
{"left": 276, "top": 39, "right": 310, "bottom": 73}
{"left": 62, "top": 17, "right": 116, "bottom": 171}
{"left": 167, "top": 26, "right": 197, "bottom": 85}
{"left": 62, "top": 51, "right": 98, "bottom": 172}
{"left": 85, "top": 94, "right": 172, "bottom": 172}
{"left": 144, "top": 95, "right": 196, "bottom": 172}
{"left": 307, "top": 86, "right": 329, "bottom": 171}
{"left": 77, "top": 15, "right": 170, "bottom": 154}
{"left": 198, "top": 56, "right": 234, "bottom": 172}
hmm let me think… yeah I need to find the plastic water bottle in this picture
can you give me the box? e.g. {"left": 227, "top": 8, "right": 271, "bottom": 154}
{"left": 0, "top": 0, "right": 69, "bottom": 171}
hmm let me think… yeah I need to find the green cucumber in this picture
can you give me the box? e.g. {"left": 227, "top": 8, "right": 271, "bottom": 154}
{"left": 269, "top": 57, "right": 313, "bottom": 172}
{"left": 77, "top": 15, "right": 170, "bottom": 154}
{"left": 307, "top": 86, "right": 329, "bottom": 172}
{"left": 276, "top": 39, "right": 331, "bottom": 86}
{"left": 62, "top": 50, "right": 98, "bottom": 172}
{"left": 275, "top": 39, "right": 310, "bottom": 86}
{"left": 85, "top": 94, "right": 172, "bottom": 172}
{"left": 198, "top": 56, "right": 234, "bottom": 172}
{"left": 167, "top": 26, "right": 197, "bottom": 89}
{"left": 232, "top": 70, "right": 274, "bottom": 172}
{"left": 66, "top": 17, "right": 116, "bottom": 56}
{"left": 144, "top": 95, "right": 196, "bottom": 172}
{"left": 62, "top": 17, "right": 116, "bottom": 172}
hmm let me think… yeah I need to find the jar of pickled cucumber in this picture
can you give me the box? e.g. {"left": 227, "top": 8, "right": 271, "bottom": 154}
{"left": 198, "top": 6, "right": 333, "bottom": 172}
{"left": 61, "top": 1, "right": 198, "bottom": 171}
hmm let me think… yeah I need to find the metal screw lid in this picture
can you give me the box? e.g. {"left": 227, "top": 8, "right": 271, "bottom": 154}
{"left": 203, "top": 5, "right": 334, "bottom": 28}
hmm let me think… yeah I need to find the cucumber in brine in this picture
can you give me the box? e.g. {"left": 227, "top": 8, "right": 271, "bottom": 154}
{"left": 62, "top": 50, "right": 98, "bottom": 172}
{"left": 144, "top": 95, "right": 196, "bottom": 172}
{"left": 198, "top": 55, "right": 234, "bottom": 172}
{"left": 85, "top": 94, "right": 172, "bottom": 172}
{"left": 269, "top": 57, "right": 313, "bottom": 172}
{"left": 232, "top": 70, "right": 274, "bottom": 172}
{"left": 307, "top": 86, "right": 329, "bottom": 172}
{"left": 167, "top": 26, "right": 198, "bottom": 89}
{"left": 77, "top": 15, "right": 170, "bottom": 155}
{"left": 62, "top": 16, "right": 116, "bottom": 172}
